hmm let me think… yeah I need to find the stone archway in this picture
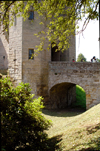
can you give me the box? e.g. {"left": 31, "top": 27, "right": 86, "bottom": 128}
{"left": 48, "top": 62, "right": 100, "bottom": 110}
{"left": 49, "top": 82, "right": 76, "bottom": 109}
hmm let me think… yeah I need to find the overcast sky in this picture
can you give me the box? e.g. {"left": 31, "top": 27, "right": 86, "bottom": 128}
{"left": 76, "top": 19, "right": 99, "bottom": 61}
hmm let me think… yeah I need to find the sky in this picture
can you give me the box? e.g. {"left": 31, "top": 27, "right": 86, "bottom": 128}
{"left": 76, "top": 19, "right": 99, "bottom": 61}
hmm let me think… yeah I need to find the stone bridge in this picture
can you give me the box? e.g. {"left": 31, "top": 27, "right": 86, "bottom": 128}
{"left": 48, "top": 62, "right": 100, "bottom": 110}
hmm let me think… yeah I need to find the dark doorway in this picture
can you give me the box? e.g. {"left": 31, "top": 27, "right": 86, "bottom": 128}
{"left": 51, "top": 43, "right": 69, "bottom": 61}
{"left": 51, "top": 44, "right": 60, "bottom": 61}
{"left": 49, "top": 82, "right": 76, "bottom": 109}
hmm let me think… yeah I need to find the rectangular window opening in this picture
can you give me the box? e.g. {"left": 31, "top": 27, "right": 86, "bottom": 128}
{"left": 28, "top": 11, "right": 34, "bottom": 20}
{"left": 29, "top": 49, "right": 34, "bottom": 60}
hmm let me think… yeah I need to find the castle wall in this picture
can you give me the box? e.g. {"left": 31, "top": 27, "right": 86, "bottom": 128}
{"left": 22, "top": 10, "right": 76, "bottom": 103}
{"left": 0, "top": 27, "right": 9, "bottom": 70}
{"left": 8, "top": 10, "right": 76, "bottom": 108}
{"left": 1, "top": 6, "right": 100, "bottom": 110}
{"left": 22, "top": 11, "right": 51, "bottom": 98}
{"left": 48, "top": 62, "right": 100, "bottom": 109}
{"left": 0, "top": 38, "right": 8, "bottom": 70}
{"left": 69, "top": 34, "right": 76, "bottom": 61}
{"left": 9, "top": 15, "right": 22, "bottom": 84}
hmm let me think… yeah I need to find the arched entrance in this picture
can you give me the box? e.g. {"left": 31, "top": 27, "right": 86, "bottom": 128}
{"left": 49, "top": 82, "right": 76, "bottom": 109}
{"left": 48, "top": 62, "right": 100, "bottom": 110}
{"left": 49, "top": 82, "right": 87, "bottom": 110}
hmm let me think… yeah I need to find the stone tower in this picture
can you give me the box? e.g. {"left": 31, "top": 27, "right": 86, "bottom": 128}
{"left": 0, "top": 26, "right": 9, "bottom": 73}
{"left": 1, "top": 10, "right": 76, "bottom": 108}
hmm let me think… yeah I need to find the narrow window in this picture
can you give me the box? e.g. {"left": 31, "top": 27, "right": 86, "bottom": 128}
{"left": 29, "top": 49, "right": 34, "bottom": 60}
{"left": 28, "top": 11, "right": 34, "bottom": 20}
{"left": 14, "top": 14, "right": 17, "bottom": 26}
{"left": 51, "top": 43, "right": 60, "bottom": 61}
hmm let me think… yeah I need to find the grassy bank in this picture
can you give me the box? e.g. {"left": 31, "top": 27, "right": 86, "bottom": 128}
{"left": 73, "top": 85, "right": 86, "bottom": 109}
{"left": 43, "top": 104, "right": 100, "bottom": 151}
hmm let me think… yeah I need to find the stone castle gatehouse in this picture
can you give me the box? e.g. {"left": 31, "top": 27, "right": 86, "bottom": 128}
{"left": 0, "top": 11, "right": 100, "bottom": 110}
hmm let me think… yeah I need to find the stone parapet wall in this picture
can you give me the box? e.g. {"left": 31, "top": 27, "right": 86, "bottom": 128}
{"left": 48, "top": 62, "right": 100, "bottom": 89}
{"left": 48, "top": 62, "right": 100, "bottom": 109}
{"left": 49, "top": 61, "right": 100, "bottom": 71}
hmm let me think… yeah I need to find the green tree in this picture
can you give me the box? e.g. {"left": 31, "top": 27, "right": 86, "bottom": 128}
{"left": 1, "top": 76, "right": 51, "bottom": 151}
{"left": 0, "top": 0, "right": 99, "bottom": 54}
{"left": 97, "top": 58, "right": 100, "bottom": 62}
{"left": 77, "top": 53, "right": 87, "bottom": 62}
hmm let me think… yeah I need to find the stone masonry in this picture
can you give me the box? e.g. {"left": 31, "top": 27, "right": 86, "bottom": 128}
{"left": 48, "top": 62, "right": 100, "bottom": 109}
{"left": 7, "top": 11, "right": 76, "bottom": 105}
{"left": 0, "top": 27, "right": 9, "bottom": 70}
{"left": 0, "top": 10, "right": 100, "bottom": 110}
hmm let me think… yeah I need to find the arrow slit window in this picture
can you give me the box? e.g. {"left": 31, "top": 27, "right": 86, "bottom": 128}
{"left": 29, "top": 49, "right": 34, "bottom": 60}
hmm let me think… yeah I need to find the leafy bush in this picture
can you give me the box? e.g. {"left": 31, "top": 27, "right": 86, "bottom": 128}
{"left": 1, "top": 77, "right": 51, "bottom": 151}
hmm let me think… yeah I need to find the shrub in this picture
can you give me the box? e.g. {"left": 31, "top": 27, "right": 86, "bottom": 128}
{"left": 1, "top": 77, "right": 51, "bottom": 151}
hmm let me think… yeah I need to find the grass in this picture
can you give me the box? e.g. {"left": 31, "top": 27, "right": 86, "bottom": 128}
{"left": 42, "top": 104, "right": 100, "bottom": 151}
{"left": 72, "top": 85, "right": 86, "bottom": 109}
{"left": 1, "top": 73, "right": 99, "bottom": 150}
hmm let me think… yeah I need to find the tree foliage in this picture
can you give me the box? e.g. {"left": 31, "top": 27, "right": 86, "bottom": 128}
{"left": 77, "top": 53, "right": 87, "bottom": 62}
{"left": 1, "top": 76, "right": 51, "bottom": 151}
{"left": 0, "top": 0, "right": 99, "bottom": 53}
{"left": 97, "top": 58, "right": 100, "bottom": 62}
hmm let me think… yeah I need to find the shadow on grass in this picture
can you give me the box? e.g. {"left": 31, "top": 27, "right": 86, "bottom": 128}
{"left": 45, "top": 134, "right": 63, "bottom": 151}
{"left": 15, "top": 135, "right": 100, "bottom": 151}
{"left": 66, "top": 137, "right": 100, "bottom": 151}
{"left": 80, "top": 137, "right": 100, "bottom": 151}
{"left": 42, "top": 107, "right": 85, "bottom": 117}
{"left": 16, "top": 135, "right": 62, "bottom": 151}
{"left": 86, "top": 123, "right": 100, "bottom": 135}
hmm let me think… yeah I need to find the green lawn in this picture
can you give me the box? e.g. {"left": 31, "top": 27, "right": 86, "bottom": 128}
{"left": 43, "top": 104, "right": 100, "bottom": 151}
